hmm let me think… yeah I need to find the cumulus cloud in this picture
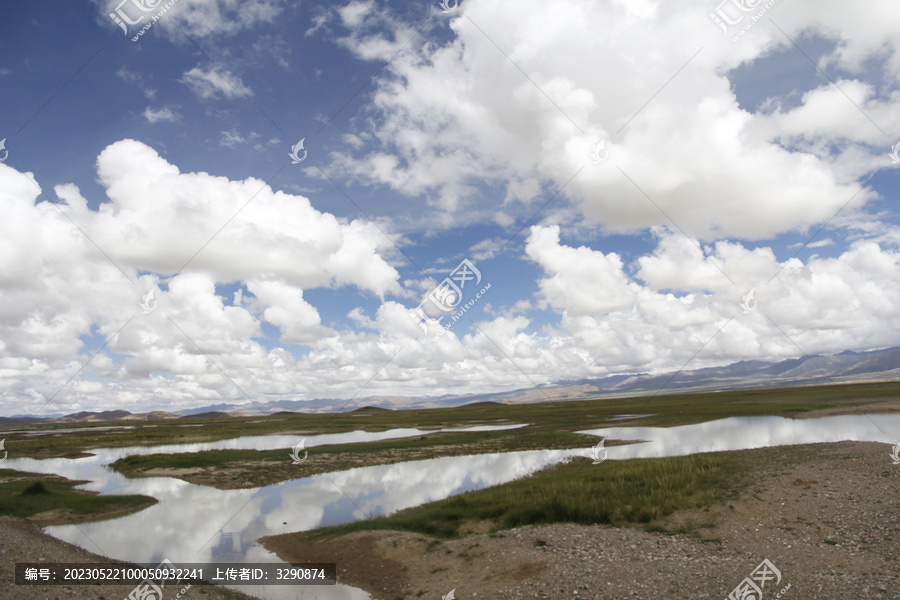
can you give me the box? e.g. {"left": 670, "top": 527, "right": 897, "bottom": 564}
{"left": 522, "top": 224, "right": 900, "bottom": 375}
{"left": 526, "top": 226, "right": 640, "bottom": 316}
{"left": 325, "top": 0, "right": 898, "bottom": 238}
{"left": 0, "top": 142, "right": 412, "bottom": 414}
{"left": 80, "top": 139, "right": 401, "bottom": 296}
{"left": 2, "top": 158, "right": 899, "bottom": 415}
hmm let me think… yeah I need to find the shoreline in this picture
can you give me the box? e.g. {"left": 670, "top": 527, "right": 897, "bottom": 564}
{"left": 260, "top": 440, "right": 900, "bottom": 600}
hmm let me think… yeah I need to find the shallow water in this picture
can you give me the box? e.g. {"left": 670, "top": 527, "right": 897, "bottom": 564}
{"left": 578, "top": 413, "right": 900, "bottom": 459}
{"left": 4, "top": 423, "right": 531, "bottom": 600}
{"left": 3, "top": 414, "right": 898, "bottom": 600}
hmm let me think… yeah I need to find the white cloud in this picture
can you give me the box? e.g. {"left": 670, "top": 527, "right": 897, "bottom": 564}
{"left": 503, "top": 178, "right": 541, "bottom": 207}
{"left": 2, "top": 159, "right": 900, "bottom": 414}
{"left": 142, "top": 106, "right": 178, "bottom": 123}
{"left": 305, "top": 9, "right": 330, "bottom": 37}
{"left": 85, "top": 140, "right": 401, "bottom": 296}
{"left": 333, "top": 0, "right": 420, "bottom": 62}
{"left": 245, "top": 280, "right": 333, "bottom": 344}
{"left": 522, "top": 225, "right": 900, "bottom": 376}
{"left": 790, "top": 237, "right": 835, "bottom": 249}
{"left": 0, "top": 141, "right": 415, "bottom": 414}
{"left": 325, "top": 0, "right": 898, "bottom": 239}
{"left": 97, "top": 0, "right": 284, "bottom": 40}
{"left": 117, "top": 66, "right": 156, "bottom": 99}
{"left": 219, "top": 129, "right": 245, "bottom": 147}
{"left": 181, "top": 65, "right": 250, "bottom": 99}
{"left": 468, "top": 238, "right": 503, "bottom": 261}
{"left": 526, "top": 225, "right": 640, "bottom": 316}
{"left": 338, "top": 1, "right": 373, "bottom": 29}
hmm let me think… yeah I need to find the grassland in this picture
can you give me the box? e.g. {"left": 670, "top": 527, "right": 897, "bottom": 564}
{"left": 5, "top": 381, "right": 897, "bottom": 462}
{"left": 0, "top": 468, "right": 156, "bottom": 525}
{"left": 102, "top": 380, "right": 900, "bottom": 489}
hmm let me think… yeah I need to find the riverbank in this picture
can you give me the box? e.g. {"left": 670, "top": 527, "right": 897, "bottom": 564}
{"left": 261, "top": 441, "right": 900, "bottom": 600}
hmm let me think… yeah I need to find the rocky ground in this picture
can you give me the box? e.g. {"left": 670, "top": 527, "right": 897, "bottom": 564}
{"left": 262, "top": 441, "right": 900, "bottom": 600}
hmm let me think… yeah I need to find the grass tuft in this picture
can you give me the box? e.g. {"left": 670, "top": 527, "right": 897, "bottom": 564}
{"left": 22, "top": 481, "right": 50, "bottom": 495}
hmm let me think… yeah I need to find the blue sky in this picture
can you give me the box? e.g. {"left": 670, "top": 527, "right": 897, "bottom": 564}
{"left": 1, "top": 0, "right": 899, "bottom": 416}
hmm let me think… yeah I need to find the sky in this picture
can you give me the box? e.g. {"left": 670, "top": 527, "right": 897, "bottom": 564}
{"left": 0, "top": 0, "right": 899, "bottom": 417}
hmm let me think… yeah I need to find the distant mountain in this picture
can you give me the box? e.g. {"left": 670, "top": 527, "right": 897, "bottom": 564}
{"left": 178, "top": 411, "right": 232, "bottom": 419}
{"left": 0, "top": 415, "right": 45, "bottom": 426}
{"left": 4, "top": 347, "right": 899, "bottom": 423}
{"left": 58, "top": 410, "right": 133, "bottom": 422}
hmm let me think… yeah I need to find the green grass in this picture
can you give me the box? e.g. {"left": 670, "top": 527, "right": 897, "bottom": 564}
{"left": 22, "top": 481, "right": 50, "bottom": 495}
{"left": 0, "top": 469, "right": 156, "bottom": 523}
{"left": 303, "top": 443, "right": 824, "bottom": 541}
{"left": 306, "top": 451, "right": 761, "bottom": 540}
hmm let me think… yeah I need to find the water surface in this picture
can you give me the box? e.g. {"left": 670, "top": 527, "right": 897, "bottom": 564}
{"left": 3, "top": 414, "right": 898, "bottom": 599}
{"left": 578, "top": 414, "right": 900, "bottom": 459}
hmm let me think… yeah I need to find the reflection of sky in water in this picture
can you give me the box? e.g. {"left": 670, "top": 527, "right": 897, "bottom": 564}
{"left": 2, "top": 424, "right": 527, "bottom": 600}
{"left": 34, "top": 448, "right": 585, "bottom": 600}
{"left": 4, "top": 415, "right": 898, "bottom": 600}
{"left": 579, "top": 414, "right": 900, "bottom": 459}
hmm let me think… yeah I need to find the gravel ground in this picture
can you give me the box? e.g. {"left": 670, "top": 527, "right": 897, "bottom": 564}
{"left": 264, "top": 441, "right": 900, "bottom": 600}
